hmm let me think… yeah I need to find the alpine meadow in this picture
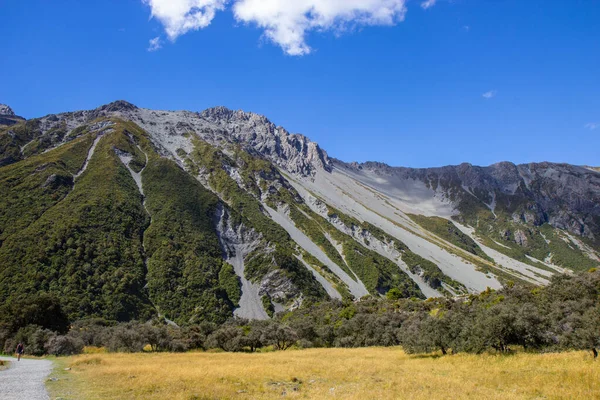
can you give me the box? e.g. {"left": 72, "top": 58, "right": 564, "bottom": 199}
{"left": 1, "top": 1, "right": 600, "bottom": 399}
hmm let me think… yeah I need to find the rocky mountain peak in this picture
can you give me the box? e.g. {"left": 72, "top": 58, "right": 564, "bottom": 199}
{"left": 97, "top": 100, "right": 138, "bottom": 113}
{"left": 0, "top": 104, "right": 15, "bottom": 116}
{"left": 200, "top": 106, "right": 237, "bottom": 121}
{"left": 200, "top": 106, "right": 271, "bottom": 126}
{"left": 196, "top": 106, "right": 331, "bottom": 175}
{"left": 0, "top": 104, "right": 25, "bottom": 127}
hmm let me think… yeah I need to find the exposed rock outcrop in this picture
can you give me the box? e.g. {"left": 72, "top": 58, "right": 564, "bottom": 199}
{"left": 0, "top": 104, "right": 25, "bottom": 127}
{"left": 0, "top": 104, "right": 15, "bottom": 116}
{"left": 337, "top": 159, "right": 600, "bottom": 240}
{"left": 4, "top": 100, "right": 599, "bottom": 244}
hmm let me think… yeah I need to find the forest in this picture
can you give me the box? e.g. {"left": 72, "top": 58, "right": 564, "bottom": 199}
{"left": 1, "top": 269, "right": 598, "bottom": 358}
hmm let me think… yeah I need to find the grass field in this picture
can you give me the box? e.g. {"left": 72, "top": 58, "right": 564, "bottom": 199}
{"left": 47, "top": 348, "right": 599, "bottom": 399}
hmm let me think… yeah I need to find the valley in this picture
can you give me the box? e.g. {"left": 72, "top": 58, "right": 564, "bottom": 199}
{"left": 47, "top": 348, "right": 600, "bottom": 400}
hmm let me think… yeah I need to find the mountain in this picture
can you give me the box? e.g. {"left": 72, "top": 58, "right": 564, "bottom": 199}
{"left": 0, "top": 104, "right": 25, "bottom": 128}
{"left": 0, "top": 100, "right": 598, "bottom": 325}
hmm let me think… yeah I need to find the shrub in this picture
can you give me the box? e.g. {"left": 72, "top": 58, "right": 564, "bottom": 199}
{"left": 207, "top": 325, "right": 245, "bottom": 352}
{"left": 105, "top": 323, "right": 146, "bottom": 353}
{"left": 45, "top": 334, "right": 84, "bottom": 356}
{"left": 7, "top": 325, "right": 54, "bottom": 356}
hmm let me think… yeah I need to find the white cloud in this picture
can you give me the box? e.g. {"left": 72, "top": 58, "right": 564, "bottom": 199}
{"left": 585, "top": 122, "right": 599, "bottom": 130}
{"left": 232, "top": 0, "right": 408, "bottom": 55}
{"left": 462, "top": 25, "right": 470, "bottom": 32}
{"left": 143, "top": 0, "right": 228, "bottom": 40}
{"left": 142, "top": 0, "right": 421, "bottom": 55}
{"left": 421, "top": 0, "right": 436, "bottom": 10}
{"left": 148, "top": 36, "right": 163, "bottom": 51}
{"left": 482, "top": 90, "right": 497, "bottom": 99}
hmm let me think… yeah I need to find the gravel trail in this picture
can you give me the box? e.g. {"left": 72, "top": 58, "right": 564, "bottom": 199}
{"left": 0, "top": 356, "right": 52, "bottom": 400}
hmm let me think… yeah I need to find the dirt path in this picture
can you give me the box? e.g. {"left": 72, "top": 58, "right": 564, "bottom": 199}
{"left": 0, "top": 356, "right": 52, "bottom": 400}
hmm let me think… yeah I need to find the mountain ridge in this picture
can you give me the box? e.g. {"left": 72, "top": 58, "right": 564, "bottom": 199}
{"left": 0, "top": 100, "right": 598, "bottom": 324}
{"left": 6, "top": 100, "right": 595, "bottom": 173}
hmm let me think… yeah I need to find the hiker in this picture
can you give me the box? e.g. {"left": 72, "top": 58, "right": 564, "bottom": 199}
{"left": 16, "top": 342, "right": 24, "bottom": 361}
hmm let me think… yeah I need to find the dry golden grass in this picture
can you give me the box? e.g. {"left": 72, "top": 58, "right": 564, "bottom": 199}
{"left": 47, "top": 348, "right": 600, "bottom": 400}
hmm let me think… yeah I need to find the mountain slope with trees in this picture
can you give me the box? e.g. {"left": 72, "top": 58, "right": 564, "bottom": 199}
{"left": 0, "top": 100, "right": 598, "bottom": 333}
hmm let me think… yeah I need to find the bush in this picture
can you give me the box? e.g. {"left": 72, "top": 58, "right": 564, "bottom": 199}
{"left": 69, "top": 318, "right": 116, "bottom": 347}
{"left": 6, "top": 325, "right": 54, "bottom": 356}
{"left": 45, "top": 334, "right": 84, "bottom": 356}
{"left": 105, "top": 323, "right": 146, "bottom": 353}
{"left": 207, "top": 325, "right": 245, "bottom": 352}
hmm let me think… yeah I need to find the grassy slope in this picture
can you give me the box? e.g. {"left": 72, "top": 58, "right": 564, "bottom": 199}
{"left": 473, "top": 218, "right": 599, "bottom": 272}
{"left": 185, "top": 141, "right": 423, "bottom": 299}
{"left": 100, "top": 121, "right": 243, "bottom": 324}
{"left": 407, "top": 214, "right": 490, "bottom": 260}
{"left": 0, "top": 120, "right": 41, "bottom": 166}
{"left": 48, "top": 349, "right": 599, "bottom": 400}
{"left": 0, "top": 121, "right": 327, "bottom": 324}
{"left": 0, "top": 119, "right": 275, "bottom": 325}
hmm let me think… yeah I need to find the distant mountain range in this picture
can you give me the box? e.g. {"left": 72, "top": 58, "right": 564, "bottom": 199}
{"left": 1, "top": 101, "right": 598, "bottom": 325}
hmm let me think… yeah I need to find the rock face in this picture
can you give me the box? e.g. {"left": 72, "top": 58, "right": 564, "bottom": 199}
{"left": 337, "top": 160, "right": 600, "bottom": 240}
{"left": 0, "top": 104, "right": 15, "bottom": 116}
{"left": 198, "top": 106, "right": 331, "bottom": 175}
{"left": 0, "top": 104, "right": 25, "bottom": 127}
{"left": 23, "top": 101, "right": 331, "bottom": 176}
{"left": 3, "top": 99, "right": 599, "bottom": 241}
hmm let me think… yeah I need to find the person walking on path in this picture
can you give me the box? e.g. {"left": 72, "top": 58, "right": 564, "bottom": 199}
{"left": 15, "top": 343, "right": 24, "bottom": 361}
{"left": 0, "top": 355, "right": 53, "bottom": 400}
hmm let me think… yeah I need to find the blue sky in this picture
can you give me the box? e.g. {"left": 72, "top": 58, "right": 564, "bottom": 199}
{"left": 1, "top": 0, "right": 599, "bottom": 168}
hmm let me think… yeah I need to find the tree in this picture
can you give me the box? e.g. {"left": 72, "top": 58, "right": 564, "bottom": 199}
{"left": 241, "top": 321, "right": 268, "bottom": 352}
{"left": 45, "top": 333, "right": 84, "bottom": 356}
{"left": 208, "top": 325, "right": 244, "bottom": 352}
{"left": 386, "top": 288, "right": 403, "bottom": 301}
{"left": 0, "top": 293, "right": 70, "bottom": 335}
{"left": 400, "top": 311, "right": 455, "bottom": 355}
{"left": 261, "top": 323, "right": 298, "bottom": 351}
{"left": 140, "top": 324, "right": 170, "bottom": 352}
{"left": 568, "top": 305, "right": 600, "bottom": 359}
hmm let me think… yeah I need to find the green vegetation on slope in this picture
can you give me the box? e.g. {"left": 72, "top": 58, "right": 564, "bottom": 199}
{"left": 0, "top": 121, "right": 154, "bottom": 321}
{"left": 470, "top": 216, "right": 599, "bottom": 272}
{"left": 141, "top": 147, "right": 234, "bottom": 324}
{"left": 0, "top": 119, "right": 41, "bottom": 166}
{"left": 1, "top": 118, "right": 283, "bottom": 326}
{"left": 188, "top": 139, "right": 290, "bottom": 245}
{"left": 286, "top": 203, "right": 353, "bottom": 277}
{"left": 451, "top": 186, "right": 599, "bottom": 272}
{"left": 114, "top": 121, "right": 261, "bottom": 324}
{"left": 269, "top": 190, "right": 423, "bottom": 298}
{"left": 407, "top": 214, "right": 490, "bottom": 260}
{"left": 321, "top": 205, "right": 465, "bottom": 294}
{"left": 300, "top": 251, "right": 353, "bottom": 300}
{"left": 0, "top": 134, "right": 94, "bottom": 243}
{"left": 186, "top": 138, "right": 327, "bottom": 302}
{"left": 219, "top": 263, "right": 242, "bottom": 307}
